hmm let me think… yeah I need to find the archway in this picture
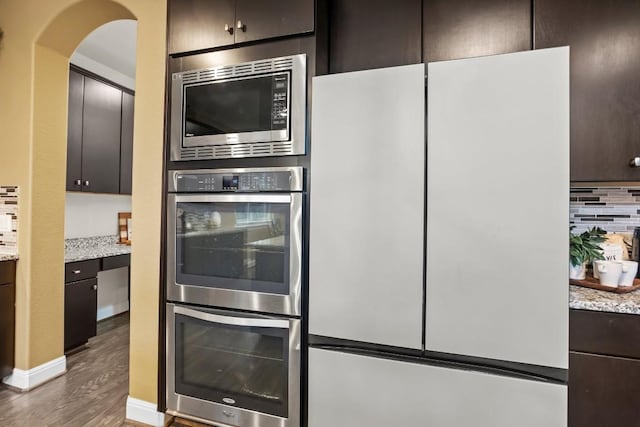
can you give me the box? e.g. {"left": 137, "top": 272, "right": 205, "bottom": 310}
{"left": 0, "top": 0, "right": 166, "bottom": 424}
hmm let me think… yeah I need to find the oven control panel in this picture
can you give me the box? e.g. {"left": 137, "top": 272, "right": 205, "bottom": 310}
{"left": 170, "top": 167, "right": 303, "bottom": 193}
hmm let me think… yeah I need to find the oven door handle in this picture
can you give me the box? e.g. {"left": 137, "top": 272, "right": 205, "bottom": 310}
{"left": 174, "top": 305, "right": 290, "bottom": 329}
{"left": 173, "top": 194, "right": 292, "bottom": 204}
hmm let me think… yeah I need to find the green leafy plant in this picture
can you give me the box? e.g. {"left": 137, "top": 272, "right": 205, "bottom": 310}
{"left": 570, "top": 226, "right": 606, "bottom": 267}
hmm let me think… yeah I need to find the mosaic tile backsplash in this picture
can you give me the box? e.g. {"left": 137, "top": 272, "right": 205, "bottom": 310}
{"left": 0, "top": 186, "right": 18, "bottom": 249}
{"left": 570, "top": 187, "right": 640, "bottom": 234}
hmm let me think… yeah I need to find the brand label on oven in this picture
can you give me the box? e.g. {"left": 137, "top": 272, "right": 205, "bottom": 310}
{"left": 223, "top": 397, "right": 236, "bottom": 405}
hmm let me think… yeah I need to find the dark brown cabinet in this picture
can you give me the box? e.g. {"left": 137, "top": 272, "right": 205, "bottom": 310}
{"left": 423, "top": 0, "right": 531, "bottom": 62}
{"left": 64, "top": 259, "right": 100, "bottom": 352}
{"left": 0, "top": 261, "right": 16, "bottom": 379}
{"left": 168, "top": 0, "right": 236, "bottom": 54}
{"left": 569, "top": 309, "right": 640, "bottom": 426}
{"left": 120, "top": 92, "right": 134, "bottom": 195}
{"left": 81, "top": 76, "right": 122, "bottom": 194}
{"left": 168, "top": 0, "right": 314, "bottom": 55}
{"left": 66, "top": 68, "right": 134, "bottom": 194}
{"left": 328, "top": 0, "right": 422, "bottom": 74}
{"left": 569, "top": 352, "right": 640, "bottom": 427}
{"left": 66, "top": 70, "right": 84, "bottom": 192}
{"left": 234, "top": 0, "right": 314, "bottom": 44}
{"left": 536, "top": 0, "right": 640, "bottom": 182}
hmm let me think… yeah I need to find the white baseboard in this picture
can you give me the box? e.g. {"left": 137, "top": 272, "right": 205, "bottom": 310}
{"left": 97, "top": 301, "right": 129, "bottom": 321}
{"left": 3, "top": 355, "right": 66, "bottom": 391}
{"left": 126, "top": 396, "right": 167, "bottom": 426}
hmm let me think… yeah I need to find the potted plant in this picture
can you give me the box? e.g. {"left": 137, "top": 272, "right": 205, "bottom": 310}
{"left": 569, "top": 226, "right": 606, "bottom": 279}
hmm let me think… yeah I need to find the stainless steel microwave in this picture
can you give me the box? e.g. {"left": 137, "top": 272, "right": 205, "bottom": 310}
{"left": 170, "top": 54, "right": 307, "bottom": 161}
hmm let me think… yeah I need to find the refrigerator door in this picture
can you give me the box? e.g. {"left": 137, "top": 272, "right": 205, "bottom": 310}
{"left": 426, "top": 47, "right": 569, "bottom": 368}
{"left": 308, "top": 347, "right": 567, "bottom": 427}
{"left": 309, "top": 64, "right": 425, "bottom": 350}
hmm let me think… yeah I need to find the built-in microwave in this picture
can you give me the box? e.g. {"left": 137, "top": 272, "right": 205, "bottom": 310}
{"left": 170, "top": 54, "right": 307, "bottom": 161}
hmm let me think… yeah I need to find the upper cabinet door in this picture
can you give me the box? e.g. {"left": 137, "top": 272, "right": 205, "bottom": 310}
{"left": 66, "top": 70, "right": 84, "bottom": 192}
{"left": 329, "top": 0, "right": 422, "bottom": 73}
{"left": 423, "top": 0, "right": 531, "bottom": 63}
{"left": 234, "top": 0, "right": 314, "bottom": 44}
{"left": 168, "top": 0, "right": 236, "bottom": 54}
{"left": 81, "top": 77, "right": 122, "bottom": 194}
{"left": 426, "top": 48, "right": 569, "bottom": 369}
{"left": 536, "top": 0, "right": 640, "bottom": 182}
{"left": 120, "top": 92, "right": 134, "bottom": 195}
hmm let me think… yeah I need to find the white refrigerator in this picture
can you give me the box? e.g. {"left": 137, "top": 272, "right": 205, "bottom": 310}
{"left": 308, "top": 47, "right": 569, "bottom": 427}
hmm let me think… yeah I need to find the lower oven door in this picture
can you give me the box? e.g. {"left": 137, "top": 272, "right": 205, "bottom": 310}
{"left": 167, "top": 193, "right": 303, "bottom": 317}
{"left": 166, "top": 303, "right": 301, "bottom": 427}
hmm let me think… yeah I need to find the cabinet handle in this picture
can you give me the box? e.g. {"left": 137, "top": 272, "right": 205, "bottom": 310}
{"left": 74, "top": 179, "right": 82, "bottom": 186}
{"left": 224, "top": 24, "right": 233, "bottom": 35}
{"left": 73, "top": 270, "right": 81, "bottom": 274}
{"left": 84, "top": 180, "right": 90, "bottom": 186}
{"left": 630, "top": 157, "right": 640, "bottom": 168}
{"left": 236, "top": 20, "right": 246, "bottom": 32}
{"left": 92, "top": 284, "right": 97, "bottom": 291}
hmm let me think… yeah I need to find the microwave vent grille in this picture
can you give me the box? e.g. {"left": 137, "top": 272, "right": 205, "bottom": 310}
{"left": 180, "top": 147, "right": 197, "bottom": 160}
{"left": 180, "top": 57, "right": 296, "bottom": 85}
{"left": 272, "top": 142, "right": 293, "bottom": 154}
{"left": 234, "top": 64, "right": 253, "bottom": 76}
{"left": 179, "top": 141, "right": 296, "bottom": 160}
{"left": 232, "top": 145, "right": 252, "bottom": 157}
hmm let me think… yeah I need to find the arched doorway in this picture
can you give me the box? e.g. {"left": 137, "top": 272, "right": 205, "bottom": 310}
{"left": 0, "top": 0, "right": 166, "bottom": 424}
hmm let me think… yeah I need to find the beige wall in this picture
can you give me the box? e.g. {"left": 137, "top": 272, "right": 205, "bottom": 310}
{"left": 0, "top": 0, "right": 165, "bottom": 404}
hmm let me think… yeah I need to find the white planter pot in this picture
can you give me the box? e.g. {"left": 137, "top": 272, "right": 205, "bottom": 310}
{"left": 569, "top": 262, "right": 586, "bottom": 280}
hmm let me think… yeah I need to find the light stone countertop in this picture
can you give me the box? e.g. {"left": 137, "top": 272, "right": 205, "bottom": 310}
{"left": 0, "top": 251, "right": 18, "bottom": 262}
{"left": 64, "top": 235, "right": 131, "bottom": 263}
{"left": 570, "top": 284, "right": 640, "bottom": 315}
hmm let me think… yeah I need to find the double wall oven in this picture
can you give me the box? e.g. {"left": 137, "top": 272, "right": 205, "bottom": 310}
{"left": 166, "top": 167, "right": 304, "bottom": 427}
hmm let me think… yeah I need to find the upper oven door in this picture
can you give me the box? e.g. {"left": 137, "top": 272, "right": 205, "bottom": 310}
{"left": 167, "top": 193, "right": 303, "bottom": 316}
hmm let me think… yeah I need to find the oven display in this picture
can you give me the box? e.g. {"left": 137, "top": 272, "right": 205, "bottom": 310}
{"left": 222, "top": 175, "right": 239, "bottom": 190}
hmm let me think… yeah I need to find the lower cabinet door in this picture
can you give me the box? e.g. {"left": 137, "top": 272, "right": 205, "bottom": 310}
{"left": 0, "top": 282, "right": 15, "bottom": 378}
{"left": 64, "top": 278, "right": 97, "bottom": 352}
{"left": 308, "top": 347, "right": 567, "bottom": 427}
{"left": 569, "top": 351, "right": 640, "bottom": 427}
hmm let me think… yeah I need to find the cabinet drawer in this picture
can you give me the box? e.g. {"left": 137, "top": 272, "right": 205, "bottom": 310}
{"left": 0, "top": 261, "right": 15, "bottom": 285}
{"left": 570, "top": 309, "right": 640, "bottom": 359}
{"left": 101, "top": 254, "right": 130, "bottom": 271}
{"left": 65, "top": 259, "right": 100, "bottom": 283}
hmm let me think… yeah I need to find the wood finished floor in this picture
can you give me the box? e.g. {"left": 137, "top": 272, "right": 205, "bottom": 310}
{"left": 0, "top": 313, "right": 210, "bottom": 427}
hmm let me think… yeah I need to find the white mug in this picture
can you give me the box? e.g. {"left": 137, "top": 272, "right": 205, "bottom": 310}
{"left": 594, "top": 243, "right": 625, "bottom": 279}
{"left": 597, "top": 261, "right": 623, "bottom": 287}
{"left": 618, "top": 260, "right": 638, "bottom": 287}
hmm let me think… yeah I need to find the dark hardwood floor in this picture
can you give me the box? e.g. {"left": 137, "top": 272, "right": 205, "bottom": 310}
{"left": 0, "top": 313, "right": 133, "bottom": 426}
{"left": 0, "top": 313, "right": 210, "bottom": 426}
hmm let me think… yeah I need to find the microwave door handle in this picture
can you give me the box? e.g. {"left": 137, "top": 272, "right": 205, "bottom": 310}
{"left": 174, "top": 305, "right": 289, "bottom": 329}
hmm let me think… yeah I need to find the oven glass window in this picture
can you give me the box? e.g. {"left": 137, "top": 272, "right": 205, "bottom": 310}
{"left": 175, "top": 201, "right": 291, "bottom": 294}
{"left": 184, "top": 73, "right": 289, "bottom": 137}
{"left": 175, "top": 313, "right": 289, "bottom": 418}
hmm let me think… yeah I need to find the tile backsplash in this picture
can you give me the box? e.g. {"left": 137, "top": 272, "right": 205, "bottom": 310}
{"left": 0, "top": 186, "right": 18, "bottom": 249}
{"left": 570, "top": 187, "right": 640, "bottom": 234}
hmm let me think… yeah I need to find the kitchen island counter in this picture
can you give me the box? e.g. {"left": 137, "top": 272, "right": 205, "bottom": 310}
{"left": 570, "top": 284, "right": 640, "bottom": 315}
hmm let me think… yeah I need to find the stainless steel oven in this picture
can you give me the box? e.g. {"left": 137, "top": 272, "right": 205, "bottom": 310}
{"left": 170, "top": 54, "right": 306, "bottom": 161}
{"left": 167, "top": 167, "right": 303, "bottom": 316}
{"left": 166, "top": 303, "right": 301, "bottom": 427}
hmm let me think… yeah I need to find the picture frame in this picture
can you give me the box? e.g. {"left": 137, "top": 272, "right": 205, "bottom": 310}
{"left": 118, "top": 212, "right": 132, "bottom": 245}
